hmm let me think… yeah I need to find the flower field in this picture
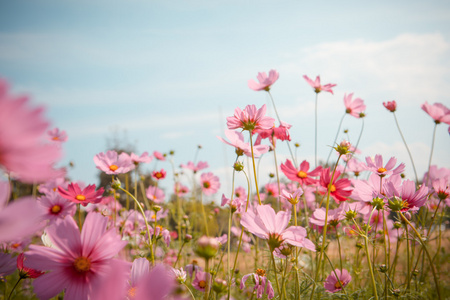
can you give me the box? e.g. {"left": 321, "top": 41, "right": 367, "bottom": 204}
{"left": 0, "top": 72, "right": 449, "bottom": 300}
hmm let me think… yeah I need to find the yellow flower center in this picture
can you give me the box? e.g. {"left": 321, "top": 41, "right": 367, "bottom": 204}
{"left": 76, "top": 195, "right": 86, "bottom": 201}
{"left": 330, "top": 185, "right": 336, "bottom": 192}
{"left": 109, "top": 164, "right": 119, "bottom": 171}
{"left": 334, "top": 280, "right": 343, "bottom": 289}
{"left": 51, "top": 205, "right": 62, "bottom": 214}
{"left": 128, "top": 287, "right": 137, "bottom": 298}
{"left": 297, "top": 171, "right": 307, "bottom": 179}
{"left": 377, "top": 167, "right": 387, "bottom": 173}
{"left": 203, "top": 182, "right": 210, "bottom": 188}
{"left": 255, "top": 268, "right": 266, "bottom": 277}
{"left": 199, "top": 280, "right": 207, "bottom": 288}
{"left": 52, "top": 136, "right": 59, "bottom": 141}
{"left": 73, "top": 257, "right": 91, "bottom": 273}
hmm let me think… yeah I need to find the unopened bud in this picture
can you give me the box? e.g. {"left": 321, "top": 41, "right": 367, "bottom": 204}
{"left": 233, "top": 161, "right": 244, "bottom": 172}
{"left": 111, "top": 178, "right": 121, "bottom": 190}
{"left": 356, "top": 242, "right": 364, "bottom": 249}
{"left": 379, "top": 264, "right": 387, "bottom": 273}
{"left": 345, "top": 210, "right": 358, "bottom": 220}
{"left": 195, "top": 236, "right": 219, "bottom": 259}
{"left": 372, "top": 197, "right": 385, "bottom": 210}
{"left": 152, "top": 205, "right": 161, "bottom": 212}
{"left": 184, "top": 234, "right": 192, "bottom": 242}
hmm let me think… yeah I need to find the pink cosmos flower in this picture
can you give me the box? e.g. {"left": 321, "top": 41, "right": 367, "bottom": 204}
{"left": 38, "top": 177, "right": 68, "bottom": 195}
{"left": 324, "top": 269, "right": 351, "bottom": 293}
{"left": 58, "top": 182, "right": 104, "bottom": 207}
{"left": 432, "top": 177, "right": 449, "bottom": 200}
{"left": 421, "top": 102, "right": 450, "bottom": 124}
{"left": 383, "top": 100, "right": 397, "bottom": 112}
{"left": 200, "top": 172, "right": 220, "bottom": 196}
{"left": 38, "top": 191, "right": 76, "bottom": 223}
{"left": 174, "top": 182, "right": 189, "bottom": 197}
{"left": 365, "top": 154, "right": 405, "bottom": 178}
{"left": 26, "top": 212, "right": 128, "bottom": 300}
{"left": 17, "top": 253, "right": 44, "bottom": 279}
{"left": 280, "top": 159, "right": 322, "bottom": 186}
{"left": 134, "top": 264, "right": 175, "bottom": 300}
{"left": 0, "top": 252, "right": 16, "bottom": 277}
{"left": 248, "top": 69, "right": 279, "bottom": 91}
{"left": 153, "top": 151, "right": 166, "bottom": 161}
{"left": 303, "top": 75, "right": 336, "bottom": 94}
{"left": 47, "top": 128, "right": 68, "bottom": 142}
{"left": 146, "top": 186, "right": 165, "bottom": 203}
{"left": 180, "top": 161, "right": 209, "bottom": 173}
{"left": 0, "top": 181, "right": 43, "bottom": 242}
{"left": 192, "top": 270, "right": 211, "bottom": 292}
{"left": 320, "top": 168, "right": 352, "bottom": 203}
{"left": 94, "top": 150, "right": 135, "bottom": 175}
{"left": 241, "top": 204, "right": 315, "bottom": 251}
{"left": 309, "top": 207, "right": 345, "bottom": 228}
{"left": 217, "top": 130, "right": 269, "bottom": 157}
{"left": 0, "top": 79, "right": 64, "bottom": 183}
{"left": 130, "top": 152, "right": 153, "bottom": 165}
{"left": 385, "top": 180, "right": 429, "bottom": 212}
{"left": 347, "top": 158, "right": 366, "bottom": 177}
{"left": 423, "top": 165, "right": 450, "bottom": 187}
{"left": 227, "top": 104, "right": 275, "bottom": 132}
{"left": 343, "top": 93, "right": 366, "bottom": 118}
{"left": 254, "top": 121, "right": 292, "bottom": 147}
{"left": 151, "top": 169, "right": 166, "bottom": 180}
{"left": 241, "top": 270, "right": 275, "bottom": 299}
{"left": 264, "top": 183, "right": 281, "bottom": 198}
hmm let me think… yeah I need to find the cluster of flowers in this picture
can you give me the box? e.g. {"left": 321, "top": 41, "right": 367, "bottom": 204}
{"left": 1, "top": 70, "right": 449, "bottom": 300}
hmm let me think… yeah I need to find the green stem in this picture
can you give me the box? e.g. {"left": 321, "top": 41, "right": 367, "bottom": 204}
{"left": 393, "top": 112, "right": 418, "bottom": 184}
{"left": 174, "top": 241, "right": 186, "bottom": 268}
{"left": 270, "top": 249, "right": 282, "bottom": 296}
{"left": 249, "top": 133, "right": 262, "bottom": 205}
{"left": 200, "top": 192, "right": 209, "bottom": 236}
{"left": 364, "top": 207, "right": 379, "bottom": 300}
{"left": 119, "top": 186, "right": 154, "bottom": 264}
{"left": 326, "top": 112, "right": 346, "bottom": 166}
{"left": 426, "top": 123, "right": 438, "bottom": 186}
{"left": 310, "top": 155, "right": 342, "bottom": 300}
{"left": 314, "top": 93, "right": 318, "bottom": 168}
{"left": 272, "top": 145, "right": 282, "bottom": 211}
{"left": 204, "top": 259, "right": 210, "bottom": 300}
{"left": 400, "top": 212, "right": 441, "bottom": 300}
{"left": 7, "top": 277, "right": 22, "bottom": 300}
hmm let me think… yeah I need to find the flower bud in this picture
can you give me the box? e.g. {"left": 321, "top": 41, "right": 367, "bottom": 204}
{"left": 388, "top": 197, "right": 403, "bottom": 212}
{"left": 356, "top": 242, "right": 364, "bottom": 249}
{"left": 345, "top": 210, "right": 358, "bottom": 220}
{"left": 393, "top": 221, "right": 402, "bottom": 229}
{"left": 233, "top": 161, "right": 244, "bottom": 171}
{"left": 111, "top": 178, "right": 121, "bottom": 190}
{"left": 372, "top": 197, "right": 385, "bottom": 210}
{"left": 195, "top": 236, "right": 219, "bottom": 259}
{"left": 212, "top": 278, "right": 227, "bottom": 294}
{"left": 152, "top": 205, "right": 161, "bottom": 212}
{"left": 184, "top": 234, "right": 192, "bottom": 243}
{"left": 379, "top": 264, "right": 388, "bottom": 273}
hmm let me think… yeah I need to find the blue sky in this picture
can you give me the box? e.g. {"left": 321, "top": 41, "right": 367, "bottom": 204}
{"left": 1, "top": 1, "right": 449, "bottom": 199}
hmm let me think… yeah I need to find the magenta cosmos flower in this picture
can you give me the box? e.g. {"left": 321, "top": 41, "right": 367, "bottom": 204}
{"left": 280, "top": 159, "right": 322, "bottom": 186}
{"left": 58, "top": 182, "right": 104, "bottom": 207}
{"left": 365, "top": 154, "right": 405, "bottom": 178}
{"left": 383, "top": 100, "right": 397, "bottom": 112}
{"left": 200, "top": 172, "right": 220, "bottom": 195}
{"left": 343, "top": 93, "right": 366, "bottom": 118}
{"left": 181, "top": 161, "right": 209, "bottom": 173}
{"left": 320, "top": 168, "right": 352, "bottom": 203}
{"left": 303, "top": 75, "right": 336, "bottom": 94}
{"left": 248, "top": 69, "right": 279, "bottom": 91}
{"left": 255, "top": 121, "right": 292, "bottom": 147}
{"left": 38, "top": 191, "right": 76, "bottom": 223}
{"left": 47, "top": 128, "right": 68, "bottom": 143}
{"left": 421, "top": 101, "right": 450, "bottom": 124}
{"left": 0, "top": 181, "right": 43, "bottom": 243}
{"left": 0, "top": 78, "right": 64, "bottom": 183}
{"left": 217, "top": 130, "right": 269, "bottom": 158}
{"left": 26, "top": 212, "right": 128, "bottom": 300}
{"left": 17, "top": 253, "right": 44, "bottom": 279}
{"left": 241, "top": 204, "right": 315, "bottom": 251}
{"left": 324, "top": 269, "right": 351, "bottom": 293}
{"left": 151, "top": 169, "right": 166, "bottom": 180}
{"left": 94, "top": 150, "right": 135, "bottom": 175}
{"left": 227, "top": 104, "right": 275, "bottom": 132}
{"left": 241, "top": 269, "right": 274, "bottom": 299}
